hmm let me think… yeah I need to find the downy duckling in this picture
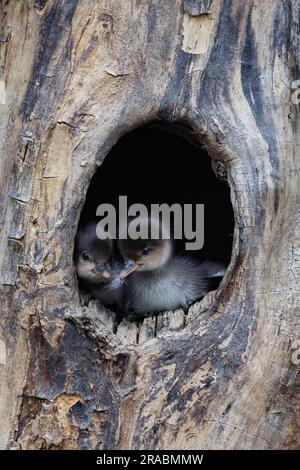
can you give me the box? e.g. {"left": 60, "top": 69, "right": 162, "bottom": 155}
{"left": 75, "top": 222, "right": 124, "bottom": 306}
{"left": 117, "top": 216, "right": 225, "bottom": 316}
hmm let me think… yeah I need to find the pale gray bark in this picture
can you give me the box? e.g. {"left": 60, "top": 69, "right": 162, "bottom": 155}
{"left": 0, "top": 0, "right": 299, "bottom": 450}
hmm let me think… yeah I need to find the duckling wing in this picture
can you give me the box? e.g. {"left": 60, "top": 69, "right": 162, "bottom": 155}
{"left": 122, "top": 258, "right": 226, "bottom": 316}
{"left": 169, "top": 256, "right": 226, "bottom": 301}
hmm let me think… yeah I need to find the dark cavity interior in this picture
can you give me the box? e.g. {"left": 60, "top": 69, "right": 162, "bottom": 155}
{"left": 79, "top": 126, "right": 234, "bottom": 267}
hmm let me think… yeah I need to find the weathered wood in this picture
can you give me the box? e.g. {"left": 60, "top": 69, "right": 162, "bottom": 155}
{"left": 0, "top": 0, "right": 299, "bottom": 450}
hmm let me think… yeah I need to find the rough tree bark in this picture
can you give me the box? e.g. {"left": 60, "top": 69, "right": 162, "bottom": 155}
{"left": 0, "top": 0, "right": 299, "bottom": 450}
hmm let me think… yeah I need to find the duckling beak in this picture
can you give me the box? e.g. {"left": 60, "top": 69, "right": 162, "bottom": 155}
{"left": 94, "top": 262, "right": 112, "bottom": 279}
{"left": 101, "top": 270, "right": 112, "bottom": 279}
{"left": 120, "top": 260, "right": 141, "bottom": 279}
{"left": 92, "top": 268, "right": 111, "bottom": 279}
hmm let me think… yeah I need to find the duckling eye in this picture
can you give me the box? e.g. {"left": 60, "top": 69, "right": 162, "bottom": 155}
{"left": 82, "top": 252, "right": 91, "bottom": 261}
{"left": 141, "top": 247, "right": 152, "bottom": 256}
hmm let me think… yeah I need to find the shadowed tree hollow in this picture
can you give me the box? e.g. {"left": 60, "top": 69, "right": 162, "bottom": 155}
{"left": 80, "top": 127, "right": 234, "bottom": 264}
{"left": 0, "top": 0, "right": 299, "bottom": 450}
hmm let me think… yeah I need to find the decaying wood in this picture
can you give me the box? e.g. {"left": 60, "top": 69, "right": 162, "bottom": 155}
{"left": 0, "top": 0, "right": 299, "bottom": 450}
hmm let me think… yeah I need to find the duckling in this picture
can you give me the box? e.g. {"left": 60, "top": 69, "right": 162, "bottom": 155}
{"left": 75, "top": 222, "right": 124, "bottom": 306}
{"left": 117, "top": 216, "right": 225, "bottom": 316}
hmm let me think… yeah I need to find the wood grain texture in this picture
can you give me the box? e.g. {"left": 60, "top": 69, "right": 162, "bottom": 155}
{"left": 0, "top": 0, "right": 299, "bottom": 449}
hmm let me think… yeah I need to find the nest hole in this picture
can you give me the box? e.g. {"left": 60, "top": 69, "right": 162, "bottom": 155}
{"left": 76, "top": 125, "right": 234, "bottom": 329}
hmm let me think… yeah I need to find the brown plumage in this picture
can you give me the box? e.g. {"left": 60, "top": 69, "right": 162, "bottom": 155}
{"left": 117, "top": 216, "right": 225, "bottom": 316}
{"left": 75, "top": 222, "right": 124, "bottom": 306}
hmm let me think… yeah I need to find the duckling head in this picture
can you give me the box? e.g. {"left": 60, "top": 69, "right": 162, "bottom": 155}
{"left": 75, "top": 222, "right": 117, "bottom": 285}
{"left": 118, "top": 216, "right": 173, "bottom": 277}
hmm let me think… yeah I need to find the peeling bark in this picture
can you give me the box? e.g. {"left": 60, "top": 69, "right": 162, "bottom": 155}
{"left": 0, "top": 0, "right": 299, "bottom": 450}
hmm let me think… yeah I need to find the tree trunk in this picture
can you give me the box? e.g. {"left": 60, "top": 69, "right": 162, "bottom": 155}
{"left": 0, "top": 0, "right": 299, "bottom": 450}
